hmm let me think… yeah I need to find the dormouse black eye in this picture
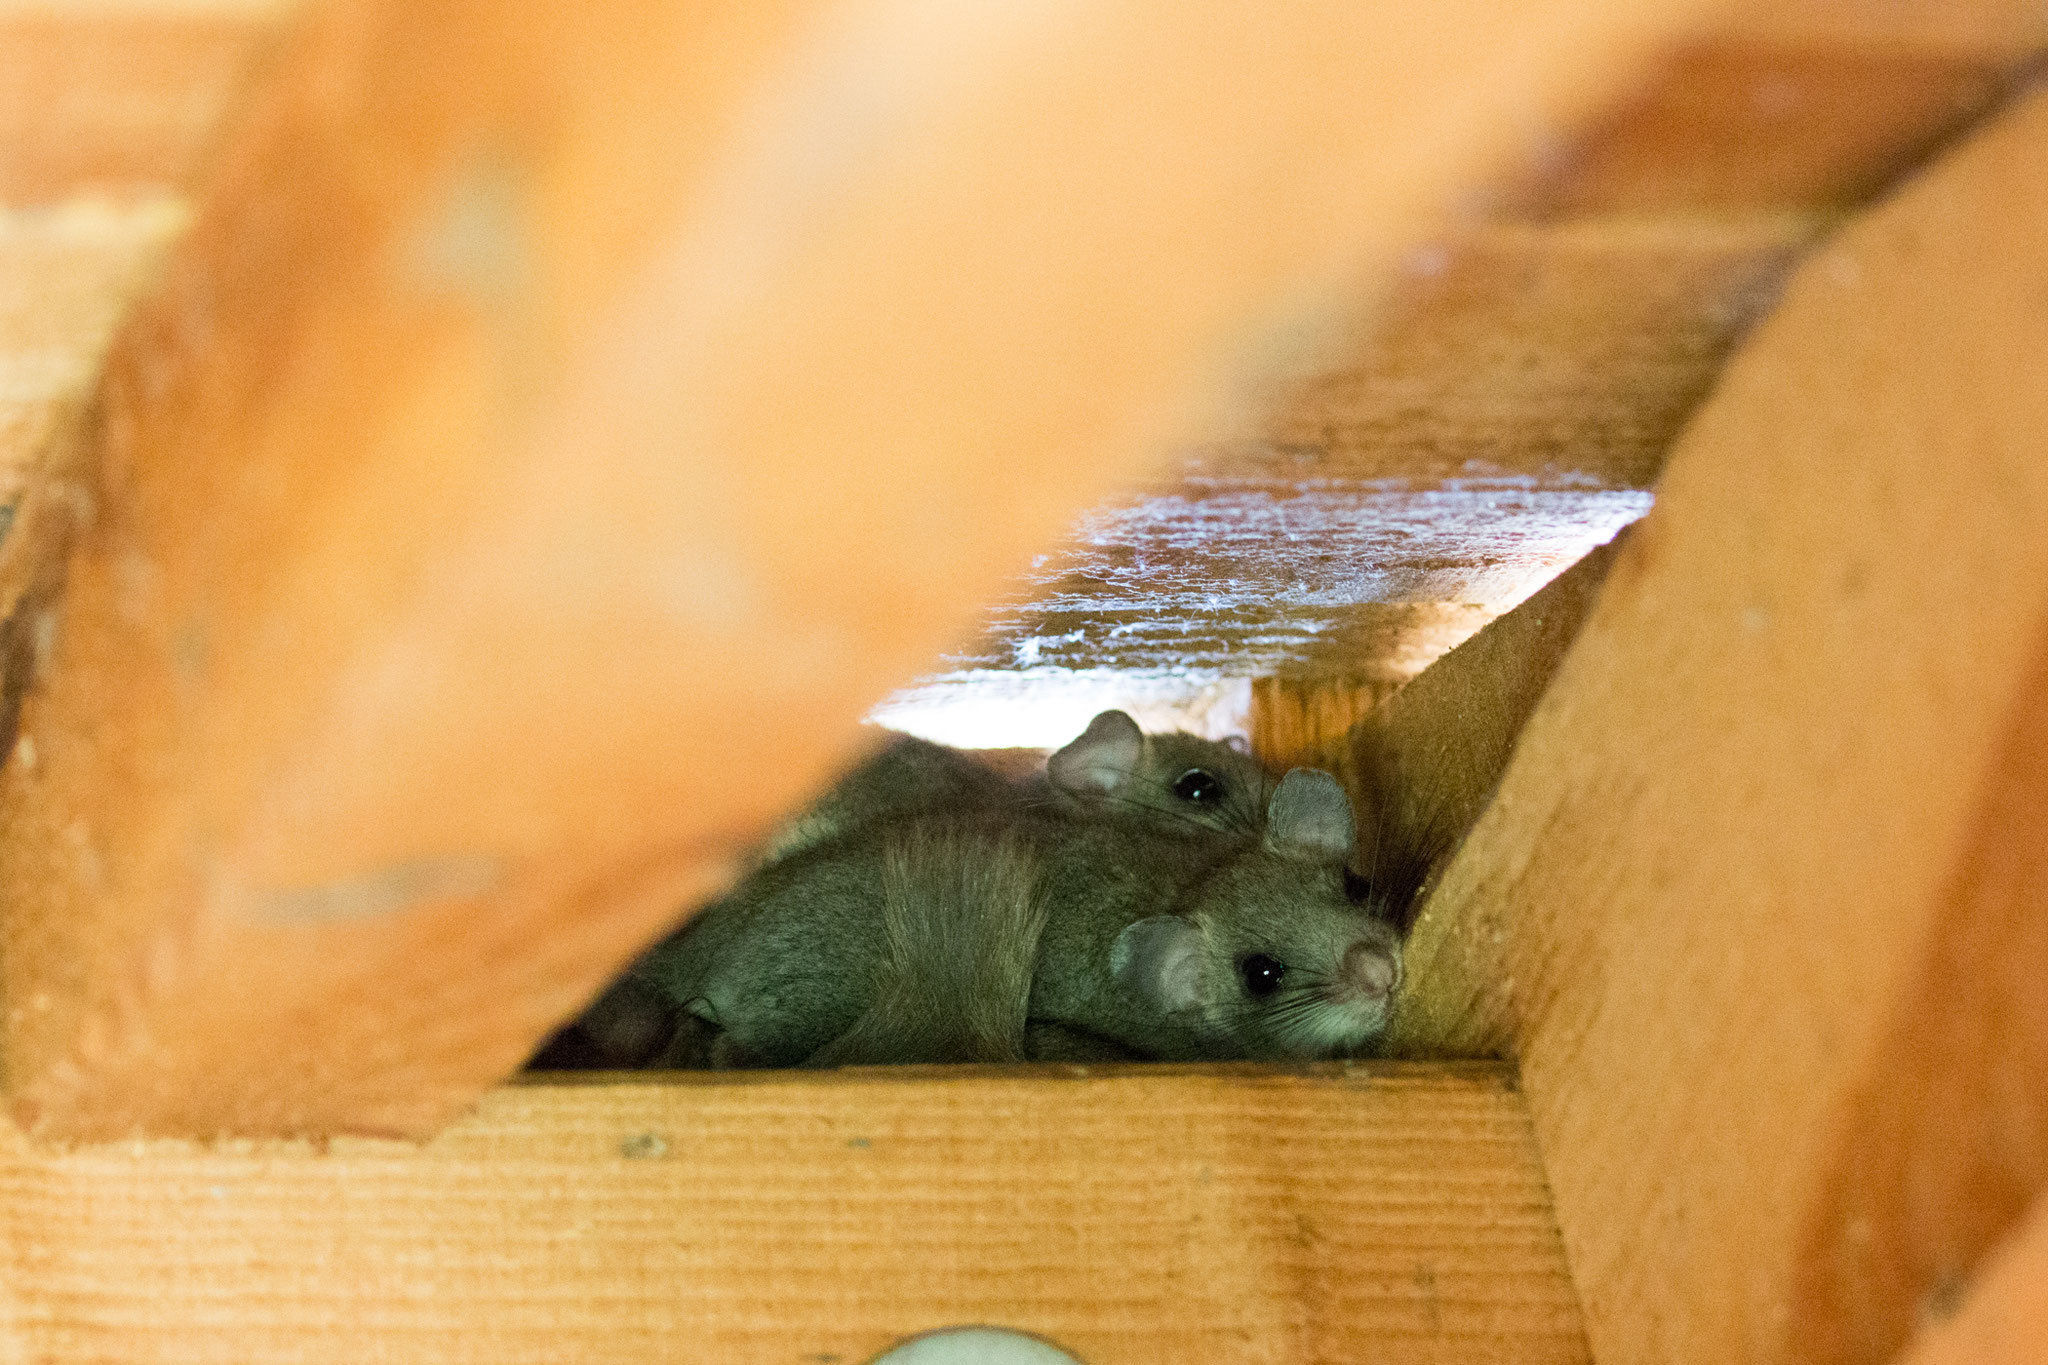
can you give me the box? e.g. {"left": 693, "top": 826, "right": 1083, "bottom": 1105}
{"left": 1343, "top": 869, "right": 1372, "bottom": 906}
{"left": 1238, "top": 953, "right": 1285, "bottom": 998}
{"left": 1173, "top": 768, "right": 1223, "bottom": 803}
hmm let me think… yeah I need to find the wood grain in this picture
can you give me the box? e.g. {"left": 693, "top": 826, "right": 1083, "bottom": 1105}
{"left": 916, "top": 216, "right": 1802, "bottom": 721}
{"left": 1352, "top": 537, "right": 1624, "bottom": 934}
{"left": 1249, "top": 677, "right": 1396, "bottom": 787}
{"left": 0, "top": 0, "right": 1720, "bottom": 1137}
{"left": 0, "top": 1064, "right": 1586, "bottom": 1365}
{"left": 1390, "top": 86, "right": 2048, "bottom": 1365}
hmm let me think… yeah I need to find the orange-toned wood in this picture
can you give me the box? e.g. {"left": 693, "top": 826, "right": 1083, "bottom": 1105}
{"left": 1722, "top": 0, "right": 2048, "bottom": 52}
{"left": 0, "top": 2, "right": 289, "bottom": 203}
{"left": 1892, "top": 1191, "right": 2048, "bottom": 1365}
{"left": 1248, "top": 677, "right": 1394, "bottom": 782}
{"left": 1390, "top": 87, "right": 2048, "bottom": 1365}
{"left": 920, "top": 215, "right": 1806, "bottom": 728}
{"left": 913, "top": 0, "right": 2048, "bottom": 708}
{"left": 0, "top": 1064, "right": 1585, "bottom": 1365}
{"left": 0, "top": 0, "right": 1720, "bottom": 1137}
{"left": 1347, "top": 536, "right": 1623, "bottom": 929}
{"left": 0, "top": 200, "right": 188, "bottom": 546}
{"left": 1503, "top": 39, "right": 2023, "bottom": 217}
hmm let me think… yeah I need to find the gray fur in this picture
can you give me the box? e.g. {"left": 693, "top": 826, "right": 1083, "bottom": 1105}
{"left": 1025, "top": 768, "right": 1403, "bottom": 1062}
{"left": 766, "top": 710, "right": 1276, "bottom": 866}
{"left": 805, "top": 827, "right": 1048, "bottom": 1066}
{"left": 756, "top": 733, "right": 1015, "bottom": 865}
{"left": 1036, "top": 710, "right": 1273, "bottom": 839}
{"left": 535, "top": 713, "right": 1335, "bottom": 1071}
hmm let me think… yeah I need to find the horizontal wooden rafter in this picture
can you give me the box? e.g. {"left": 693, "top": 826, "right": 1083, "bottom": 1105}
{"left": 0, "top": 1063, "right": 1586, "bottom": 1365}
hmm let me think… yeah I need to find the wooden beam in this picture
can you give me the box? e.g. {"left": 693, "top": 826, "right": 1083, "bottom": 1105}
{"left": 1892, "top": 1191, "right": 2048, "bottom": 1365}
{"left": 1348, "top": 536, "right": 1624, "bottom": 929}
{"left": 917, "top": 216, "right": 1801, "bottom": 705}
{"left": 894, "top": 3, "right": 2047, "bottom": 723}
{"left": 1498, "top": 38, "right": 2028, "bottom": 218}
{"left": 0, "top": 0, "right": 1720, "bottom": 1137}
{"left": 1389, "top": 86, "right": 2048, "bottom": 1365}
{"left": 0, "top": 1, "right": 290, "bottom": 203}
{"left": 0, "top": 202, "right": 193, "bottom": 758}
{"left": 0, "top": 1064, "right": 1587, "bottom": 1365}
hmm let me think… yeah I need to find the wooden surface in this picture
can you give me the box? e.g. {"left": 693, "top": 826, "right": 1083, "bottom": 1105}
{"left": 1892, "top": 1191, "right": 2048, "bottom": 1365}
{"left": 924, "top": 219, "right": 1784, "bottom": 688}
{"left": 0, "top": 0, "right": 1725, "bottom": 1137}
{"left": 1, "top": 0, "right": 283, "bottom": 765}
{"left": 1349, "top": 537, "right": 1623, "bottom": 931}
{"left": 0, "top": 1064, "right": 1587, "bottom": 1365}
{"left": 1247, "top": 538, "right": 1621, "bottom": 925}
{"left": 1388, "top": 86, "right": 2048, "bottom": 1365}
{"left": 0, "top": 1, "right": 290, "bottom": 203}
{"left": 881, "top": 0, "right": 2046, "bottom": 741}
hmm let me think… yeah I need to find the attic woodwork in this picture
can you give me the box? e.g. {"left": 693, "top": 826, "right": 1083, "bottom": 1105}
{"left": 0, "top": 3, "right": 2045, "bottom": 1362}
{"left": 0, "top": 0, "right": 1723, "bottom": 1140}
{"left": 0, "top": 1065, "right": 1585, "bottom": 1365}
{"left": 1896, "top": 1190, "right": 2048, "bottom": 1365}
{"left": 1391, "top": 85, "right": 2048, "bottom": 1365}
{"left": 887, "top": 6, "right": 2044, "bottom": 734}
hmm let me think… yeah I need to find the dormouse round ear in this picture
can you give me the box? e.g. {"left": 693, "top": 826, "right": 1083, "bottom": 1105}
{"left": 1110, "top": 916, "right": 1206, "bottom": 1015}
{"left": 1047, "top": 709, "right": 1145, "bottom": 795}
{"left": 1266, "top": 768, "right": 1356, "bottom": 862}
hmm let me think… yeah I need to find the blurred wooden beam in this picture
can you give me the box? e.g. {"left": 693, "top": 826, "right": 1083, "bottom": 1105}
{"left": 1388, "top": 86, "right": 2048, "bottom": 1365}
{"left": 0, "top": 1, "right": 290, "bottom": 203}
{"left": 1893, "top": 1191, "right": 2048, "bottom": 1365}
{"left": 0, "top": 1063, "right": 1589, "bottom": 1365}
{"left": 902, "top": 1, "right": 2044, "bottom": 722}
{"left": 0, "top": 0, "right": 1719, "bottom": 1137}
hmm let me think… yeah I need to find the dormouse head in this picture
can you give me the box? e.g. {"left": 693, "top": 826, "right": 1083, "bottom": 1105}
{"left": 1045, "top": 709, "right": 1273, "bottom": 836}
{"left": 1108, "top": 767, "right": 1403, "bottom": 1059}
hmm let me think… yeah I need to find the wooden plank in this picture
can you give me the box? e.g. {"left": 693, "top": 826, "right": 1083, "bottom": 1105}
{"left": 1248, "top": 676, "right": 1396, "bottom": 785}
{"left": 0, "top": 200, "right": 189, "bottom": 474}
{"left": 1719, "top": 0, "right": 2048, "bottom": 53}
{"left": 1345, "top": 537, "right": 1622, "bottom": 930}
{"left": 0, "top": 0, "right": 1722, "bottom": 1138}
{"left": 1389, "top": 87, "right": 2048, "bottom": 1365}
{"left": 1892, "top": 1191, "right": 2048, "bottom": 1365}
{"left": 0, "top": 201, "right": 194, "bottom": 797}
{"left": 897, "top": 216, "right": 1800, "bottom": 738}
{"left": 0, "top": 2, "right": 290, "bottom": 202}
{"left": 1502, "top": 39, "right": 2032, "bottom": 217}
{"left": 0, "top": 1064, "right": 1586, "bottom": 1365}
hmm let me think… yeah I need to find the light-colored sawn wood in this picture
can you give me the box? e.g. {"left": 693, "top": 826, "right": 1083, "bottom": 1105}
{"left": 1389, "top": 86, "right": 2048, "bottom": 1365}
{"left": 0, "top": 0, "right": 1719, "bottom": 1138}
{"left": 0, "top": 1063, "right": 1585, "bottom": 1365}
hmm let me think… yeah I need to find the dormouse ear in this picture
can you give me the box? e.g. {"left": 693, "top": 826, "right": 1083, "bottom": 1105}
{"left": 1048, "top": 709, "right": 1145, "bottom": 796}
{"left": 1266, "top": 768, "right": 1356, "bottom": 862}
{"left": 1111, "top": 916, "right": 1206, "bottom": 1015}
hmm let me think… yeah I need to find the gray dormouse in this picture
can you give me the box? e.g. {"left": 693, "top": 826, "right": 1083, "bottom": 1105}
{"left": 1023, "top": 768, "right": 1402, "bottom": 1062}
{"left": 531, "top": 712, "right": 1397, "bottom": 1068}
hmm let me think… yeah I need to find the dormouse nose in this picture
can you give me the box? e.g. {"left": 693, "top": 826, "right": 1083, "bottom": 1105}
{"left": 1342, "top": 940, "right": 1401, "bottom": 1001}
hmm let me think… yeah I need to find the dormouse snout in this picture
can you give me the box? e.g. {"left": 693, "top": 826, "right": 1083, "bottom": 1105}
{"left": 1341, "top": 938, "right": 1401, "bottom": 1003}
